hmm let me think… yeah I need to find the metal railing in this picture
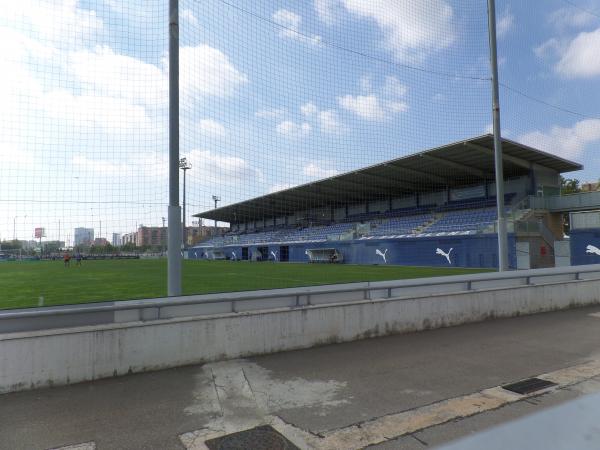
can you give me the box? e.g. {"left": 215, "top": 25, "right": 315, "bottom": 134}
{"left": 1, "top": 264, "right": 600, "bottom": 334}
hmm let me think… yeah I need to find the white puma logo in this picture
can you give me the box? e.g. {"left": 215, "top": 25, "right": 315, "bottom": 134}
{"left": 375, "top": 248, "right": 388, "bottom": 264}
{"left": 586, "top": 245, "right": 600, "bottom": 256}
{"left": 271, "top": 250, "right": 278, "bottom": 261}
{"left": 436, "top": 247, "right": 453, "bottom": 264}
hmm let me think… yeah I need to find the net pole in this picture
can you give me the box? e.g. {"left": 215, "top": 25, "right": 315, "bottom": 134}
{"left": 487, "top": 0, "right": 509, "bottom": 271}
{"left": 168, "top": 0, "right": 182, "bottom": 296}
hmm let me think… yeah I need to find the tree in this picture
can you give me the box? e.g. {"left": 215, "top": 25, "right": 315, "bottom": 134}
{"left": 560, "top": 176, "right": 581, "bottom": 195}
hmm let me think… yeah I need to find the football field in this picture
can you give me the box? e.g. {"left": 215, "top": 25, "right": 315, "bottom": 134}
{"left": 0, "top": 259, "right": 490, "bottom": 310}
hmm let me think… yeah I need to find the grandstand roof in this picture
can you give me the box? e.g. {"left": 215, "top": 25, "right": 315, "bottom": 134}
{"left": 195, "top": 135, "right": 582, "bottom": 222}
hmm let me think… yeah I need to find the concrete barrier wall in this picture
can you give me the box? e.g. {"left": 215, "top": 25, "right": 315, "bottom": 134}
{"left": 1, "top": 277, "right": 599, "bottom": 394}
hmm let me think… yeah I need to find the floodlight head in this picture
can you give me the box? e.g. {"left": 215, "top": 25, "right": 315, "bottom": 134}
{"left": 179, "top": 157, "right": 191, "bottom": 170}
{"left": 212, "top": 195, "right": 221, "bottom": 202}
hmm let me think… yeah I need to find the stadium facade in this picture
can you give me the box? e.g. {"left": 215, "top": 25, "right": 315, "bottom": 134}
{"left": 190, "top": 135, "right": 597, "bottom": 269}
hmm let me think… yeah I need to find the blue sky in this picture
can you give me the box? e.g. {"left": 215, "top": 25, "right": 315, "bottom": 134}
{"left": 0, "top": 0, "right": 599, "bottom": 244}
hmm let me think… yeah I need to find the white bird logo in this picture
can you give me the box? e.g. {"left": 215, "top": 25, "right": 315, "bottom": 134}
{"left": 436, "top": 247, "right": 453, "bottom": 264}
{"left": 231, "top": 251, "right": 237, "bottom": 260}
{"left": 586, "top": 245, "right": 600, "bottom": 256}
{"left": 375, "top": 248, "right": 388, "bottom": 264}
{"left": 271, "top": 250, "right": 278, "bottom": 261}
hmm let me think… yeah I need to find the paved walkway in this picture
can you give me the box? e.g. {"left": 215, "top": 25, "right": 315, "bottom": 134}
{"left": 1, "top": 306, "right": 600, "bottom": 449}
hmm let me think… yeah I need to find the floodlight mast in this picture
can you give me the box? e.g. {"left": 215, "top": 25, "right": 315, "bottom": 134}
{"left": 168, "top": 0, "right": 182, "bottom": 296}
{"left": 180, "top": 157, "right": 192, "bottom": 248}
{"left": 212, "top": 195, "right": 221, "bottom": 233}
{"left": 487, "top": 0, "right": 509, "bottom": 271}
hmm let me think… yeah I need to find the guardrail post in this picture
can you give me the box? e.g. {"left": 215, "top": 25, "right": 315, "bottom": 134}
{"left": 307, "top": 294, "right": 311, "bottom": 306}
{"left": 231, "top": 301, "right": 236, "bottom": 313}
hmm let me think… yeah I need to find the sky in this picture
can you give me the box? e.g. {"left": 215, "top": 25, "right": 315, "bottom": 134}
{"left": 0, "top": 0, "right": 599, "bottom": 244}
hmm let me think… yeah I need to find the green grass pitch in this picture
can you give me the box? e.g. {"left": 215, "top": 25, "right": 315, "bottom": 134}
{"left": 0, "top": 259, "right": 490, "bottom": 310}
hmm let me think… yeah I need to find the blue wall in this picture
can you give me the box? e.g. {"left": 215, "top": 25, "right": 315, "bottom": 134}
{"left": 570, "top": 230, "right": 600, "bottom": 266}
{"left": 189, "top": 234, "right": 517, "bottom": 269}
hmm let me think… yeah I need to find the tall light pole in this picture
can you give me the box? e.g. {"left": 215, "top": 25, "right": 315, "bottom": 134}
{"left": 212, "top": 195, "right": 221, "bottom": 234}
{"left": 162, "top": 216, "right": 166, "bottom": 255}
{"left": 487, "top": 0, "right": 509, "bottom": 271}
{"left": 168, "top": 0, "right": 182, "bottom": 296}
{"left": 179, "top": 157, "right": 192, "bottom": 248}
{"left": 13, "top": 215, "right": 27, "bottom": 241}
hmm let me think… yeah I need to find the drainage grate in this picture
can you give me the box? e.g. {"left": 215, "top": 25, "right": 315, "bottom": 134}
{"left": 205, "top": 425, "right": 300, "bottom": 450}
{"left": 502, "top": 377, "right": 557, "bottom": 395}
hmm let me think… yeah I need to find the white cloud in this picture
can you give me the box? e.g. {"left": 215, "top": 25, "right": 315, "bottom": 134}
{"left": 534, "top": 38, "right": 562, "bottom": 59}
{"left": 0, "top": 142, "right": 35, "bottom": 167}
{"left": 72, "top": 154, "right": 126, "bottom": 176}
{"left": 181, "top": 8, "right": 199, "bottom": 27}
{"left": 318, "top": 110, "right": 343, "bottom": 133}
{"left": 268, "top": 183, "right": 297, "bottom": 193}
{"left": 303, "top": 163, "right": 339, "bottom": 178}
{"left": 188, "top": 149, "right": 263, "bottom": 183}
{"left": 0, "top": 0, "right": 103, "bottom": 47}
{"left": 338, "top": 0, "right": 455, "bottom": 61}
{"left": 199, "top": 119, "right": 226, "bottom": 137}
{"left": 276, "top": 121, "right": 311, "bottom": 138}
{"left": 360, "top": 75, "right": 372, "bottom": 93}
{"left": 272, "top": 9, "right": 322, "bottom": 46}
{"left": 555, "top": 27, "right": 600, "bottom": 78}
{"left": 385, "top": 101, "right": 409, "bottom": 113}
{"left": 301, "top": 101, "right": 319, "bottom": 117}
{"left": 179, "top": 45, "right": 248, "bottom": 97}
{"left": 68, "top": 45, "right": 167, "bottom": 107}
{"left": 300, "top": 102, "right": 344, "bottom": 133}
{"left": 255, "top": 108, "right": 286, "bottom": 119}
{"left": 519, "top": 119, "right": 600, "bottom": 159}
{"left": 315, "top": 0, "right": 339, "bottom": 25}
{"left": 41, "top": 90, "right": 156, "bottom": 135}
{"left": 339, "top": 75, "right": 408, "bottom": 120}
{"left": 549, "top": 7, "right": 597, "bottom": 30}
{"left": 497, "top": 10, "right": 514, "bottom": 38}
{"left": 382, "top": 76, "right": 408, "bottom": 98}
{"left": 338, "top": 94, "right": 386, "bottom": 121}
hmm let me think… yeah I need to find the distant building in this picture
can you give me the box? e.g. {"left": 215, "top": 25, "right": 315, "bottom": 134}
{"left": 43, "top": 240, "right": 65, "bottom": 249}
{"left": 582, "top": 182, "right": 600, "bottom": 192}
{"left": 93, "top": 237, "right": 109, "bottom": 246}
{"left": 187, "top": 225, "right": 229, "bottom": 245}
{"left": 119, "top": 225, "right": 227, "bottom": 248}
{"left": 122, "top": 232, "right": 137, "bottom": 246}
{"left": 74, "top": 227, "right": 94, "bottom": 246}
{"left": 112, "top": 233, "right": 121, "bottom": 247}
{"left": 134, "top": 226, "right": 167, "bottom": 247}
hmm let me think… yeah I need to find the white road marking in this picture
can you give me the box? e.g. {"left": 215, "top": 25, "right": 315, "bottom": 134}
{"left": 180, "top": 358, "right": 600, "bottom": 450}
{"left": 588, "top": 312, "right": 600, "bottom": 318}
{"left": 48, "top": 443, "right": 95, "bottom": 450}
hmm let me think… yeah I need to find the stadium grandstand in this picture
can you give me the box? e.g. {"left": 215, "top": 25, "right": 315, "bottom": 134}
{"left": 191, "top": 135, "right": 584, "bottom": 269}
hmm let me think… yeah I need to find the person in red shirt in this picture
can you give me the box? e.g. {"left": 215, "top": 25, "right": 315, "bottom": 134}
{"left": 63, "top": 252, "right": 71, "bottom": 267}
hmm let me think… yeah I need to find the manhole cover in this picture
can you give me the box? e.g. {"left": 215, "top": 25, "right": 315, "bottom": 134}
{"left": 502, "top": 377, "right": 557, "bottom": 395}
{"left": 205, "top": 425, "right": 300, "bottom": 450}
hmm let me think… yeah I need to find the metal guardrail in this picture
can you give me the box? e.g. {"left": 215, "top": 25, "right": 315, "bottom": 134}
{"left": 527, "top": 192, "right": 600, "bottom": 212}
{"left": 1, "top": 264, "right": 600, "bottom": 334}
